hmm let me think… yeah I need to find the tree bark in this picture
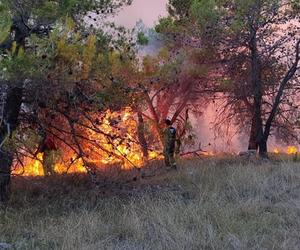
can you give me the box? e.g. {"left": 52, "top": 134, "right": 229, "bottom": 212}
{"left": 0, "top": 14, "right": 30, "bottom": 201}
{"left": 0, "top": 86, "right": 23, "bottom": 202}
{"left": 144, "top": 92, "right": 165, "bottom": 146}
{"left": 261, "top": 40, "right": 300, "bottom": 152}
{"left": 0, "top": 148, "right": 13, "bottom": 202}
{"left": 259, "top": 139, "right": 268, "bottom": 158}
{"left": 249, "top": 25, "right": 265, "bottom": 156}
{"left": 248, "top": 115, "right": 259, "bottom": 150}
{"left": 137, "top": 111, "right": 148, "bottom": 160}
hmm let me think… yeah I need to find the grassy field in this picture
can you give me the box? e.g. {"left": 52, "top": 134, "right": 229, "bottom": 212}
{"left": 1, "top": 157, "right": 300, "bottom": 250}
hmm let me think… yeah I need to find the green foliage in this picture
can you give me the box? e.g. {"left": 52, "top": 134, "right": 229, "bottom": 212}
{"left": 2, "top": 0, "right": 130, "bottom": 25}
{"left": 0, "top": 0, "right": 133, "bottom": 77}
{"left": 0, "top": 44, "right": 39, "bottom": 81}
{"left": 189, "top": 48, "right": 215, "bottom": 63}
{"left": 157, "top": 47, "right": 170, "bottom": 61}
{"left": 291, "top": 0, "right": 300, "bottom": 13}
{"left": 155, "top": 17, "right": 178, "bottom": 34}
{"left": 96, "top": 82, "right": 133, "bottom": 111}
{"left": 142, "top": 56, "right": 159, "bottom": 76}
{"left": 160, "top": 59, "right": 182, "bottom": 84}
{"left": 229, "top": 0, "right": 280, "bottom": 32}
{"left": 190, "top": 0, "right": 220, "bottom": 33}
{"left": 32, "top": 1, "right": 61, "bottom": 23}
{"left": 0, "top": 2, "right": 11, "bottom": 44}
{"left": 82, "top": 35, "right": 97, "bottom": 79}
{"left": 230, "top": 18, "right": 245, "bottom": 34}
{"left": 0, "top": 0, "right": 132, "bottom": 51}
{"left": 0, "top": 0, "right": 136, "bottom": 114}
{"left": 168, "top": 0, "right": 193, "bottom": 18}
{"left": 59, "top": 0, "right": 83, "bottom": 14}
{"left": 137, "top": 32, "right": 149, "bottom": 46}
{"left": 187, "top": 64, "right": 209, "bottom": 78}
{"left": 218, "top": 78, "right": 234, "bottom": 91}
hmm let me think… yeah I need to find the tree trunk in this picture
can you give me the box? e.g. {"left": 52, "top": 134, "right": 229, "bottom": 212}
{"left": 248, "top": 115, "right": 259, "bottom": 150}
{"left": 0, "top": 148, "right": 13, "bottom": 202}
{"left": 259, "top": 139, "right": 268, "bottom": 158}
{"left": 251, "top": 40, "right": 300, "bottom": 158}
{"left": 0, "top": 86, "right": 23, "bottom": 202}
{"left": 261, "top": 40, "right": 300, "bottom": 156}
{"left": 137, "top": 111, "right": 148, "bottom": 160}
{"left": 249, "top": 25, "right": 264, "bottom": 156}
{"left": 0, "top": 14, "right": 46, "bottom": 201}
{"left": 144, "top": 92, "right": 164, "bottom": 144}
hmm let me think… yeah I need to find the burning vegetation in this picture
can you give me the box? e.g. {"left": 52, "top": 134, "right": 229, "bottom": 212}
{"left": 273, "top": 146, "right": 298, "bottom": 155}
{"left": 1, "top": 0, "right": 300, "bottom": 203}
{"left": 12, "top": 108, "right": 161, "bottom": 176}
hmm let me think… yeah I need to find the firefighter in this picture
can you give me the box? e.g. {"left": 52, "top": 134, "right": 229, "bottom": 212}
{"left": 163, "top": 119, "right": 177, "bottom": 170}
{"left": 37, "top": 131, "right": 58, "bottom": 176}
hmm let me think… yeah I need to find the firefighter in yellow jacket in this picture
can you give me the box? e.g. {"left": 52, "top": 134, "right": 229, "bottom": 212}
{"left": 163, "top": 119, "right": 177, "bottom": 170}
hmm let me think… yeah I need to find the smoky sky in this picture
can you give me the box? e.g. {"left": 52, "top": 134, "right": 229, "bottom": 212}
{"left": 114, "top": 0, "right": 168, "bottom": 28}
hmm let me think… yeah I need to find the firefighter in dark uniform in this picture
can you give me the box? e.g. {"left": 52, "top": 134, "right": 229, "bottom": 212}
{"left": 163, "top": 119, "right": 177, "bottom": 170}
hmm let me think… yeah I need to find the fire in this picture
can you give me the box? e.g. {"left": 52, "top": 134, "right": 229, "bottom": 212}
{"left": 17, "top": 107, "right": 299, "bottom": 178}
{"left": 23, "top": 153, "right": 44, "bottom": 176}
{"left": 13, "top": 153, "right": 87, "bottom": 177}
{"left": 286, "top": 146, "right": 298, "bottom": 155}
{"left": 272, "top": 146, "right": 298, "bottom": 155}
{"left": 202, "top": 151, "right": 215, "bottom": 156}
{"left": 13, "top": 108, "right": 161, "bottom": 176}
{"left": 85, "top": 108, "right": 159, "bottom": 169}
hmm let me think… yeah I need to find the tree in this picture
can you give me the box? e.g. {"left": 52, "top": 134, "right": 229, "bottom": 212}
{"left": 208, "top": 0, "right": 300, "bottom": 156}
{"left": 0, "top": 0, "right": 132, "bottom": 202}
{"left": 162, "top": 0, "right": 300, "bottom": 157}
{"left": 137, "top": 0, "right": 222, "bottom": 155}
{"left": 135, "top": 42, "right": 211, "bottom": 155}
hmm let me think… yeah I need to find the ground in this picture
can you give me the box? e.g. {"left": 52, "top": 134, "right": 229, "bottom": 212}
{"left": 1, "top": 157, "right": 300, "bottom": 250}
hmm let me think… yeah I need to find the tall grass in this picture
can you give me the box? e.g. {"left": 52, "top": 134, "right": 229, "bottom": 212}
{"left": 1, "top": 158, "right": 300, "bottom": 249}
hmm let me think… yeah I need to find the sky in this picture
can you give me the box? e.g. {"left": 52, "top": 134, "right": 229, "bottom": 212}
{"left": 114, "top": 0, "right": 168, "bottom": 28}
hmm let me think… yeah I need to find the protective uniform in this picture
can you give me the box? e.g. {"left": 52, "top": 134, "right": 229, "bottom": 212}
{"left": 163, "top": 126, "right": 177, "bottom": 169}
{"left": 41, "top": 136, "right": 57, "bottom": 176}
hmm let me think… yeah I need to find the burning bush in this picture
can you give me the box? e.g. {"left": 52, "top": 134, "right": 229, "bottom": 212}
{"left": 12, "top": 108, "right": 161, "bottom": 176}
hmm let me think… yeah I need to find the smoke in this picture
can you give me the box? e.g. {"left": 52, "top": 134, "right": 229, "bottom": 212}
{"left": 191, "top": 102, "right": 299, "bottom": 153}
{"left": 134, "top": 20, "right": 164, "bottom": 57}
{"left": 188, "top": 102, "right": 248, "bottom": 153}
{"left": 113, "top": 0, "right": 168, "bottom": 28}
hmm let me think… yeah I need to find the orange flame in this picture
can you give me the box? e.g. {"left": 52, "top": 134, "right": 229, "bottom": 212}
{"left": 13, "top": 108, "right": 161, "bottom": 176}
{"left": 286, "top": 146, "right": 298, "bottom": 155}
{"left": 273, "top": 146, "right": 298, "bottom": 155}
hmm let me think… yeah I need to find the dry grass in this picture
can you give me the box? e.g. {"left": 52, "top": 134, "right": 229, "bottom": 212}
{"left": 1, "top": 157, "right": 300, "bottom": 250}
